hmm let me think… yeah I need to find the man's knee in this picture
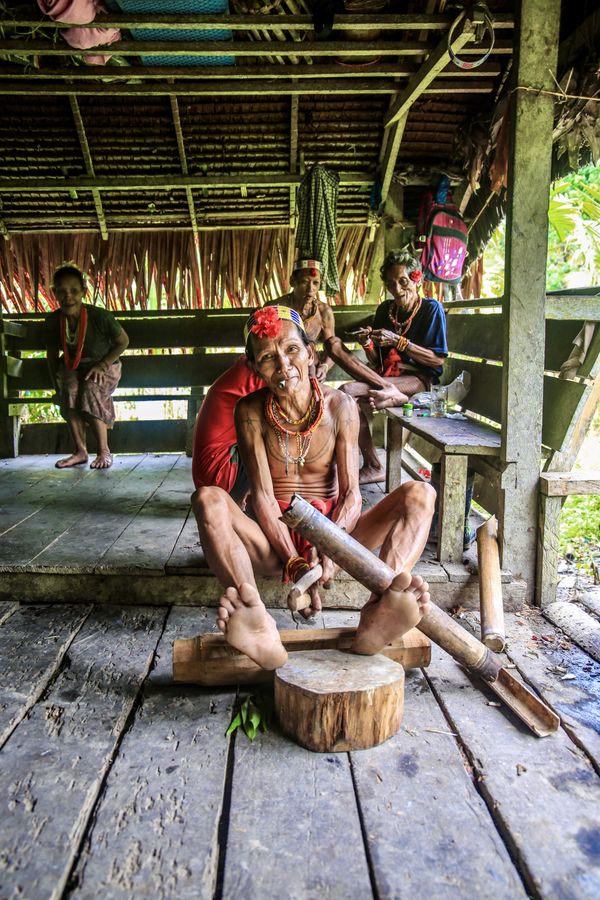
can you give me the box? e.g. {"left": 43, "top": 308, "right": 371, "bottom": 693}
{"left": 192, "top": 484, "right": 228, "bottom": 520}
{"left": 401, "top": 480, "right": 436, "bottom": 514}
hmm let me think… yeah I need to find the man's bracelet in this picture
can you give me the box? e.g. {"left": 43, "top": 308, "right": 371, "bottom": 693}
{"left": 283, "top": 555, "right": 310, "bottom": 584}
{"left": 362, "top": 338, "right": 374, "bottom": 352}
{"left": 396, "top": 336, "right": 409, "bottom": 352}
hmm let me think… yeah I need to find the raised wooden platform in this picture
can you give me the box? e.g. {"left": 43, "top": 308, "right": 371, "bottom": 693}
{"left": 1, "top": 601, "right": 598, "bottom": 897}
{"left": 0, "top": 454, "right": 527, "bottom": 609}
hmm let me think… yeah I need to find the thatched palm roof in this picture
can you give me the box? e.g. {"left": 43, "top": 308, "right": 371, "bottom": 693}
{"left": 0, "top": 0, "right": 597, "bottom": 308}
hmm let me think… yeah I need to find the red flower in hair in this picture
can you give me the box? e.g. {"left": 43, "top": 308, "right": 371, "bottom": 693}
{"left": 250, "top": 307, "right": 282, "bottom": 339}
{"left": 409, "top": 269, "right": 422, "bottom": 283}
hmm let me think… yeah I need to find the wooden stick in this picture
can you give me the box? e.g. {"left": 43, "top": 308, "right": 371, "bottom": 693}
{"left": 172, "top": 626, "right": 431, "bottom": 686}
{"left": 477, "top": 516, "right": 506, "bottom": 652}
{"left": 287, "top": 564, "right": 322, "bottom": 612}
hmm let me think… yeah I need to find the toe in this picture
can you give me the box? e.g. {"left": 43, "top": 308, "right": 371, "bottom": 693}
{"left": 219, "top": 596, "right": 235, "bottom": 615}
{"left": 239, "top": 582, "right": 261, "bottom": 608}
{"left": 218, "top": 605, "right": 230, "bottom": 622}
{"left": 216, "top": 617, "right": 227, "bottom": 634}
{"left": 391, "top": 571, "right": 412, "bottom": 592}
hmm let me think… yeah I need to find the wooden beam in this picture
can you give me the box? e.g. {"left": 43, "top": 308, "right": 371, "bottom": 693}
{"left": 499, "top": 0, "right": 561, "bottom": 597}
{"left": 2, "top": 13, "right": 515, "bottom": 32}
{"left": 0, "top": 173, "right": 373, "bottom": 192}
{"left": 545, "top": 295, "right": 600, "bottom": 321}
{"left": 384, "top": 16, "right": 478, "bottom": 129}
{"left": 377, "top": 11, "right": 482, "bottom": 200}
{"left": 540, "top": 471, "right": 600, "bottom": 497}
{"left": 379, "top": 114, "right": 409, "bottom": 203}
{"left": 0, "top": 78, "right": 494, "bottom": 97}
{"left": 0, "top": 38, "right": 513, "bottom": 59}
{"left": 0, "top": 62, "right": 504, "bottom": 81}
{"left": 68, "top": 96, "right": 108, "bottom": 240}
{"left": 169, "top": 96, "right": 197, "bottom": 237}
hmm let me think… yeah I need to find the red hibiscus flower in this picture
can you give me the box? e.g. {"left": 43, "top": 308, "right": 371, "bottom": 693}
{"left": 250, "top": 307, "right": 282, "bottom": 339}
{"left": 409, "top": 269, "right": 422, "bottom": 283}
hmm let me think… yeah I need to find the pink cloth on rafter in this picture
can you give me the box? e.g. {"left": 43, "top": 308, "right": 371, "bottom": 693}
{"left": 37, "top": 0, "right": 121, "bottom": 65}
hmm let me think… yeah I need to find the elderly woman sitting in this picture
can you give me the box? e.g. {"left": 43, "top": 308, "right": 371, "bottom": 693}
{"left": 341, "top": 250, "right": 448, "bottom": 483}
{"left": 45, "top": 264, "right": 129, "bottom": 470}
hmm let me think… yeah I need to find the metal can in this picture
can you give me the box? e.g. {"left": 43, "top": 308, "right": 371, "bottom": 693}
{"left": 402, "top": 403, "right": 413, "bottom": 417}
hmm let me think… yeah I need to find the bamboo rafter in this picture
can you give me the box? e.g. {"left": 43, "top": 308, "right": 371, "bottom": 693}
{"left": 68, "top": 96, "right": 108, "bottom": 241}
{"left": 2, "top": 12, "right": 515, "bottom": 33}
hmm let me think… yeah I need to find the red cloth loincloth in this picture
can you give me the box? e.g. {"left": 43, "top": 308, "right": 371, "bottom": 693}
{"left": 277, "top": 497, "right": 336, "bottom": 564}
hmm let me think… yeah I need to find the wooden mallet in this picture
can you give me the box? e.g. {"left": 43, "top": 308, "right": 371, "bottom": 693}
{"left": 287, "top": 563, "right": 323, "bottom": 612}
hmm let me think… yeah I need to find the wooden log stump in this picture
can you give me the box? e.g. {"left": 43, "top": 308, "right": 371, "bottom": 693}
{"left": 274, "top": 649, "right": 405, "bottom": 753}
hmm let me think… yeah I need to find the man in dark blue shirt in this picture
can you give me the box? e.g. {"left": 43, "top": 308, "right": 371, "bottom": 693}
{"left": 341, "top": 251, "right": 447, "bottom": 483}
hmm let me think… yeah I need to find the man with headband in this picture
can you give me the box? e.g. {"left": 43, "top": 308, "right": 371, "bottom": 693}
{"left": 191, "top": 305, "right": 435, "bottom": 671}
{"left": 191, "top": 258, "right": 382, "bottom": 500}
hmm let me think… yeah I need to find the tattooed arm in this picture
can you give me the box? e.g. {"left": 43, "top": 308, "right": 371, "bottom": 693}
{"left": 234, "top": 393, "right": 298, "bottom": 567}
{"left": 330, "top": 391, "right": 363, "bottom": 534}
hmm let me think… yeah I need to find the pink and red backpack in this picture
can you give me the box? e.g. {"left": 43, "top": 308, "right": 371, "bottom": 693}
{"left": 417, "top": 177, "right": 468, "bottom": 286}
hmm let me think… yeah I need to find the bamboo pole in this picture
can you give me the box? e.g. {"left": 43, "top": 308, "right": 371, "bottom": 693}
{"left": 477, "top": 516, "right": 506, "bottom": 652}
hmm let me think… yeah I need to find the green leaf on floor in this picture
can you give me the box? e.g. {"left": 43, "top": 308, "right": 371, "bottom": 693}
{"left": 226, "top": 691, "right": 273, "bottom": 742}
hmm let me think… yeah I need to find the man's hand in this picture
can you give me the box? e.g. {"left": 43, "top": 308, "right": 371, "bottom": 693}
{"left": 85, "top": 364, "right": 107, "bottom": 384}
{"left": 352, "top": 326, "right": 372, "bottom": 347}
{"left": 315, "top": 362, "right": 329, "bottom": 382}
{"left": 371, "top": 328, "right": 400, "bottom": 348}
{"left": 320, "top": 554, "right": 336, "bottom": 588}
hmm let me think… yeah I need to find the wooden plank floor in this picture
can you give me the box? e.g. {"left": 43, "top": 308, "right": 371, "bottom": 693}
{"left": 0, "top": 602, "right": 598, "bottom": 899}
{"left": 0, "top": 454, "right": 526, "bottom": 610}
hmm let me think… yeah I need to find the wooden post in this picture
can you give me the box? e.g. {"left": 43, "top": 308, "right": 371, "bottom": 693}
{"left": 499, "top": 0, "right": 561, "bottom": 597}
{"left": 385, "top": 415, "right": 404, "bottom": 494}
{"left": 186, "top": 386, "right": 204, "bottom": 457}
{"left": 535, "top": 493, "right": 562, "bottom": 608}
{"left": 383, "top": 181, "right": 404, "bottom": 255}
{"left": 0, "top": 319, "right": 20, "bottom": 458}
{"left": 364, "top": 224, "right": 384, "bottom": 304}
{"left": 438, "top": 454, "right": 468, "bottom": 564}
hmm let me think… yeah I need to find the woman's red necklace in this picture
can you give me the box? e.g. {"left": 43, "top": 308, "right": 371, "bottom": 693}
{"left": 60, "top": 306, "right": 88, "bottom": 371}
{"left": 265, "top": 377, "right": 325, "bottom": 473}
{"left": 389, "top": 296, "right": 422, "bottom": 335}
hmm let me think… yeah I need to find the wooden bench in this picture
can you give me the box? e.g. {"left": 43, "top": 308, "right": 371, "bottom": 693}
{"left": 384, "top": 291, "right": 600, "bottom": 587}
{"left": 0, "top": 305, "right": 377, "bottom": 457}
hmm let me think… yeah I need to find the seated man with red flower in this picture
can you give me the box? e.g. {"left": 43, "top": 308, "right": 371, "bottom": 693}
{"left": 192, "top": 305, "right": 435, "bottom": 670}
{"left": 191, "top": 258, "right": 379, "bottom": 499}
{"left": 341, "top": 251, "right": 448, "bottom": 483}
{"left": 45, "top": 263, "right": 129, "bottom": 470}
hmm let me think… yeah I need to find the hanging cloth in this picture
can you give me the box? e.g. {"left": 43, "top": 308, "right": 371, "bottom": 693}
{"left": 295, "top": 164, "right": 340, "bottom": 296}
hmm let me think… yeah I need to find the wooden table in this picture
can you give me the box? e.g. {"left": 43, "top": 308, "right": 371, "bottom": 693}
{"left": 385, "top": 410, "right": 501, "bottom": 564}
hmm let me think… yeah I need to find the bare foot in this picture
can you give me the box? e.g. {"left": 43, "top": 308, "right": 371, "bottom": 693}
{"left": 368, "top": 386, "right": 408, "bottom": 411}
{"left": 359, "top": 464, "right": 386, "bottom": 484}
{"left": 217, "top": 583, "right": 288, "bottom": 670}
{"left": 90, "top": 451, "right": 113, "bottom": 469}
{"left": 353, "top": 572, "right": 430, "bottom": 656}
{"left": 55, "top": 450, "right": 88, "bottom": 469}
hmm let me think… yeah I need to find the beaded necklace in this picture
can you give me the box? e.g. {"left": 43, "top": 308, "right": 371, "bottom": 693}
{"left": 60, "top": 306, "right": 88, "bottom": 371}
{"left": 265, "top": 377, "right": 325, "bottom": 473}
{"left": 388, "top": 296, "right": 422, "bottom": 335}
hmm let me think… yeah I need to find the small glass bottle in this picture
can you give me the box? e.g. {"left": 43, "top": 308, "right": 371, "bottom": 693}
{"left": 402, "top": 402, "right": 413, "bottom": 417}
